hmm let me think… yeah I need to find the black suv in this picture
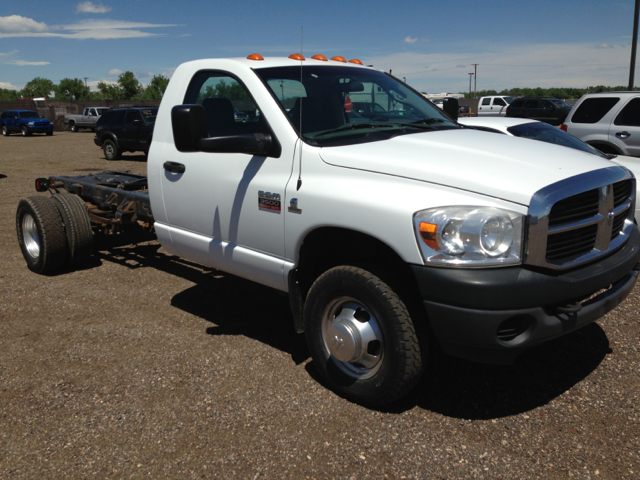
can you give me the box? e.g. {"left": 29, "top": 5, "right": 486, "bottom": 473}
{"left": 506, "top": 98, "right": 572, "bottom": 125}
{"left": 94, "top": 107, "right": 158, "bottom": 160}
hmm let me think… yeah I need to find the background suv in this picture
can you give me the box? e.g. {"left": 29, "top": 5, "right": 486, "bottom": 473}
{"left": 561, "top": 92, "right": 640, "bottom": 156}
{"left": 506, "top": 97, "right": 572, "bottom": 124}
{"left": 94, "top": 107, "right": 157, "bottom": 160}
{"left": 1, "top": 110, "right": 54, "bottom": 136}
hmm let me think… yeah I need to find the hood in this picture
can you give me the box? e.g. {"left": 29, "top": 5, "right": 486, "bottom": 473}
{"left": 318, "top": 129, "right": 612, "bottom": 206}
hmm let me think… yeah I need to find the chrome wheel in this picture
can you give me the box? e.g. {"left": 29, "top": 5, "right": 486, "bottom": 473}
{"left": 21, "top": 213, "right": 40, "bottom": 258}
{"left": 321, "top": 296, "right": 384, "bottom": 379}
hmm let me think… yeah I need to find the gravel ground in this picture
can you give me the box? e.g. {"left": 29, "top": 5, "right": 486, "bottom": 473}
{"left": 1, "top": 131, "right": 639, "bottom": 479}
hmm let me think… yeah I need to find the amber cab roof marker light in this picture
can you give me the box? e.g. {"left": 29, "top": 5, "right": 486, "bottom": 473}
{"left": 330, "top": 56, "right": 347, "bottom": 63}
{"left": 348, "top": 59, "right": 363, "bottom": 65}
{"left": 311, "top": 54, "right": 328, "bottom": 61}
{"left": 289, "top": 53, "right": 305, "bottom": 60}
{"left": 247, "top": 53, "right": 264, "bottom": 61}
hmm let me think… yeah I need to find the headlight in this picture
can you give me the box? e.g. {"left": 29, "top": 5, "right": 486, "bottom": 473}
{"left": 28, "top": 122, "right": 34, "bottom": 126}
{"left": 413, "top": 206, "right": 523, "bottom": 267}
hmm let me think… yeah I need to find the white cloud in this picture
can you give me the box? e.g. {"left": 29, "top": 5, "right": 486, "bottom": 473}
{"left": 364, "top": 42, "right": 637, "bottom": 93}
{"left": 162, "top": 68, "right": 176, "bottom": 79}
{"left": 77, "top": 2, "right": 112, "bottom": 14}
{"left": 404, "top": 36, "right": 418, "bottom": 44}
{"left": 0, "top": 81, "right": 19, "bottom": 90}
{"left": 597, "top": 43, "right": 615, "bottom": 49}
{"left": 0, "top": 15, "right": 48, "bottom": 33}
{"left": 0, "top": 16, "right": 181, "bottom": 39}
{"left": 5, "top": 60, "right": 50, "bottom": 66}
{"left": 108, "top": 68, "right": 123, "bottom": 76}
{"left": 0, "top": 50, "right": 18, "bottom": 56}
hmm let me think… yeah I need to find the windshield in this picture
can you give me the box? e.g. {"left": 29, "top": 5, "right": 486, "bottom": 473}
{"left": 140, "top": 109, "right": 157, "bottom": 126}
{"left": 507, "top": 122, "right": 607, "bottom": 159}
{"left": 550, "top": 99, "right": 571, "bottom": 109}
{"left": 254, "top": 65, "right": 458, "bottom": 146}
{"left": 20, "top": 111, "right": 41, "bottom": 119}
{"left": 96, "top": 108, "right": 109, "bottom": 116}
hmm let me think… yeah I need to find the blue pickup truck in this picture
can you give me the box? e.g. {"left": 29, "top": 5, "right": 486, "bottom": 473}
{"left": 1, "top": 110, "right": 54, "bottom": 136}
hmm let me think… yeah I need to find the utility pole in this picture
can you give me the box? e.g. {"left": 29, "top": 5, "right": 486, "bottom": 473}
{"left": 468, "top": 73, "right": 474, "bottom": 95}
{"left": 629, "top": 0, "right": 640, "bottom": 90}
{"left": 471, "top": 64, "right": 479, "bottom": 98}
{"left": 84, "top": 77, "right": 89, "bottom": 98}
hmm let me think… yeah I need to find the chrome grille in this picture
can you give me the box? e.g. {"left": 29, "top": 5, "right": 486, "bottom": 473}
{"left": 526, "top": 167, "right": 635, "bottom": 270}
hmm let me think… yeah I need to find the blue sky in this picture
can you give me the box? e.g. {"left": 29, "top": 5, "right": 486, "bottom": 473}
{"left": 0, "top": 0, "right": 638, "bottom": 95}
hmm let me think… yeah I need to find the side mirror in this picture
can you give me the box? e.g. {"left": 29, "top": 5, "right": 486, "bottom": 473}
{"left": 172, "top": 104, "right": 208, "bottom": 152}
{"left": 442, "top": 97, "right": 459, "bottom": 122}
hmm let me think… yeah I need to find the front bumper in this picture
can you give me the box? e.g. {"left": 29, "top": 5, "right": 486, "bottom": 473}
{"left": 412, "top": 226, "right": 640, "bottom": 364}
{"left": 28, "top": 125, "right": 53, "bottom": 133}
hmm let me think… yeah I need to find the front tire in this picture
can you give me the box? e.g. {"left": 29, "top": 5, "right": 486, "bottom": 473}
{"left": 21, "top": 126, "right": 31, "bottom": 137}
{"left": 103, "top": 139, "right": 120, "bottom": 160}
{"left": 304, "top": 266, "right": 424, "bottom": 406}
{"left": 16, "top": 196, "right": 68, "bottom": 274}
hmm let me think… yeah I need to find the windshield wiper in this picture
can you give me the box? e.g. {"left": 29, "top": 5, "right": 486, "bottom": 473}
{"left": 312, "top": 122, "right": 398, "bottom": 138}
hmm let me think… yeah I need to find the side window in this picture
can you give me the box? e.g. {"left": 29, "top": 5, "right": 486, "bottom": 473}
{"left": 482, "top": 98, "right": 491, "bottom": 105}
{"left": 614, "top": 98, "right": 640, "bottom": 127}
{"left": 111, "top": 110, "right": 125, "bottom": 127}
{"left": 572, "top": 97, "right": 620, "bottom": 124}
{"left": 83, "top": 108, "right": 89, "bottom": 115}
{"left": 124, "top": 111, "right": 143, "bottom": 126}
{"left": 90, "top": 108, "right": 97, "bottom": 116}
{"left": 493, "top": 98, "right": 506, "bottom": 106}
{"left": 0, "top": 111, "right": 5, "bottom": 119}
{"left": 185, "top": 72, "right": 261, "bottom": 137}
{"left": 540, "top": 100, "right": 554, "bottom": 109}
{"left": 524, "top": 100, "right": 538, "bottom": 108}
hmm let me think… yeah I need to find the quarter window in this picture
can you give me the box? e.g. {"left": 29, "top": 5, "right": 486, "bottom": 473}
{"left": 571, "top": 97, "right": 620, "bottom": 124}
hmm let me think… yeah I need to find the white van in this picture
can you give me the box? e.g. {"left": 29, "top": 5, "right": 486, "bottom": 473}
{"left": 477, "top": 95, "right": 514, "bottom": 116}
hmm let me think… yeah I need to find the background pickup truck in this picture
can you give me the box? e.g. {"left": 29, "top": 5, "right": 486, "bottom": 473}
{"left": 64, "top": 107, "right": 109, "bottom": 132}
{"left": 15, "top": 54, "right": 640, "bottom": 407}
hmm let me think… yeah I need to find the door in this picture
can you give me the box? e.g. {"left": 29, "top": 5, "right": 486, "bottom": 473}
{"left": 492, "top": 97, "right": 508, "bottom": 116}
{"left": 478, "top": 97, "right": 492, "bottom": 116}
{"left": 539, "top": 100, "right": 556, "bottom": 122}
{"left": 610, "top": 97, "right": 640, "bottom": 156}
{"left": 120, "top": 110, "right": 143, "bottom": 150}
{"left": 159, "top": 71, "right": 295, "bottom": 288}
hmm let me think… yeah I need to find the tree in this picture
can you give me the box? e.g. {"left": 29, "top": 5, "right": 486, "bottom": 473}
{"left": 21, "top": 77, "right": 55, "bottom": 98}
{"left": 143, "top": 74, "right": 169, "bottom": 100}
{"left": 56, "top": 78, "right": 89, "bottom": 100}
{"left": 118, "top": 71, "right": 142, "bottom": 99}
{"left": 97, "top": 81, "right": 122, "bottom": 100}
{"left": 0, "top": 88, "right": 20, "bottom": 101}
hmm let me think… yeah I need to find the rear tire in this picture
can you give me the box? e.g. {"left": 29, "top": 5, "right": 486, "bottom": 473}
{"left": 16, "top": 196, "right": 67, "bottom": 273}
{"left": 46, "top": 131, "right": 53, "bottom": 136}
{"left": 103, "top": 139, "right": 120, "bottom": 160}
{"left": 1, "top": 125, "right": 9, "bottom": 136}
{"left": 70, "top": 122, "right": 78, "bottom": 133}
{"left": 304, "top": 266, "right": 424, "bottom": 406}
{"left": 51, "top": 194, "right": 93, "bottom": 267}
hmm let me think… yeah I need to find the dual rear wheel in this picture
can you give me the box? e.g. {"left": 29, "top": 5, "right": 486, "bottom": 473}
{"left": 16, "top": 194, "right": 93, "bottom": 274}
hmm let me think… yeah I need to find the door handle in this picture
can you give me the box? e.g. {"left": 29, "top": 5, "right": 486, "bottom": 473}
{"left": 616, "top": 131, "right": 631, "bottom": 138}
{"left": 163, "top": 161, "right": 185, "bottom": 173}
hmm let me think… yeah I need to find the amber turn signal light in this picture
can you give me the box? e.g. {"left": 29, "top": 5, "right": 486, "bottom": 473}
{"left": 419, "top": 222, "right": 439, "bottom": 250}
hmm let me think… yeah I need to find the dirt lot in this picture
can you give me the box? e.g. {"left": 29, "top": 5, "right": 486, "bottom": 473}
{"left": 0, "top": 132, "right": 639, "bottom": 479}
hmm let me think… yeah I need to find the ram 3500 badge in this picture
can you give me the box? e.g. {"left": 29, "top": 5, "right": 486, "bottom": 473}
{"left": 16, "top": 54, "right": 640, "bottom": 407}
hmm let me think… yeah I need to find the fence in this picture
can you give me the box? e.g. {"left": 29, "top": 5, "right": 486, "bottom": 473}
{"left": 0, "top": 99, "right": 162, "bottom": 131}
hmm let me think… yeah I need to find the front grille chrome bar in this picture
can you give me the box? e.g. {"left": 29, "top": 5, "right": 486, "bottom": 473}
{"left": 525, "top": 166, "right": 635, "bottom": 270}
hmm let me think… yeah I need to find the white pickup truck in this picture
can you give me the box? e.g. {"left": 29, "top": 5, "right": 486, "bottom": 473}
{"left": 64, "top": 106, "right": 109, "bottom": 132}
{"left": 16, "top": 55, "right": 640, "bottom": 406}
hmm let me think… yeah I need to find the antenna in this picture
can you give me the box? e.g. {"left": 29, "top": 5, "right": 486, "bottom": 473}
{"left": 296, "top": 25, "right": 303, "bottom": 191}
